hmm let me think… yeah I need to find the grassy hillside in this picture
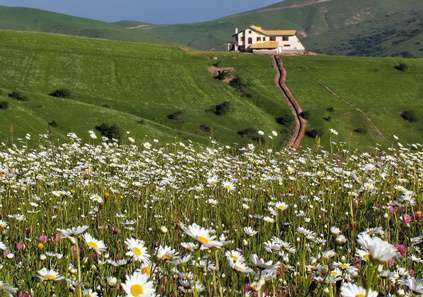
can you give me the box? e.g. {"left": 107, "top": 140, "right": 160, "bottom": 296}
{"left": 2, "top": 0, "right": 423, "bottom": 57}
{"left": 283, "top": 55, "right": 423, "bottom": 147}
{"left": 0, "top": 30, "right": 292, "bottom": 146}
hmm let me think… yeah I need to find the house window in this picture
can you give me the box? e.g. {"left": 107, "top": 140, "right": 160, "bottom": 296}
{"left": 248, "top": 37, "right": 253, "bottom": 45}
{"left": 257, "top": 37, "right": 261, "bottom": 42}
{"left": 248, "top": 30, "right": 252, "bottom": 34}
{"left": 270, "top": 36, "right": 276, "bottom": 41}
{"left": 284, "top": 44, "right": 291, "bottom": 47}
{"left": 283, "top": 36, "right": 289, "bottom": 41}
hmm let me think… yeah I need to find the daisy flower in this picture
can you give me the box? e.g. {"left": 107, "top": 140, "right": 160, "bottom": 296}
{"left": 58, "top": 225, "right": 89, "bottom": 238}
{"left": 340, "top": 282, "right": 378, "bottom": 297}
{"left": 83, "top": 233, "right": 107, "bottom": 254}
{"left": 125, "top": 238, "right": 150, "bottom": 263}
{"left": 121, "top": 271, "right": 156, "bottom": 297}
{"left": 37, "top": 268, "right": 64, "bottom": 282}
{"left": 156, "top": 245, "right": 178, "bottom": 261}
{"left": 180, "top": 223, "right": 228, "bottom": 249}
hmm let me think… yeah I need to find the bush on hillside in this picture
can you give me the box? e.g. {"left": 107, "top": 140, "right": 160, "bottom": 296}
{"left": 206, "top": 102, "right": 231, "bottom": 116}
{"left": 48, "top": 121, "right": 58, "bottom": 128}
{"left": 0, "top": 101, "right": 9, "bottom": 110}
{"left": 229, "top": 77, "right": 251, "bottom": 97}
{"left": 275, "top": 116, "right": 287, "bottom": 125}
{"left": 167, "top": 111, "right": 183, "bottom": 121}
{"left": 326, "top": 107, "right": 335, "bottom": 112}
{"left": 394, "top": 63, "right": 408, "bottom": 72}
{"left": 49, "top": 88, "right": 71, "bottom": 98}
{"left": 199, "top": 124, "right": 212, "bottom": 133}
{"left": 300, "top": 111, "right": 311, "bottom": 120}
{"left": 323, "top": 116, "right": 332, "bottom": 122}
{"left": 95, "top": 123, "right": 121, "bottom": 142}
{"left": 8, "top": 91, "right": 28, "bottom": 101}
{"left": 305, "top": 128, "right": 323, "bottom": 138}
{"left": 237, "top": 128, "right": 265, "bottom": 143}
{"left": 401, "top": 110, "right": 417, "bottom": 122}
{"left": 354, "top": 127, "right": 367, "bottom": 134}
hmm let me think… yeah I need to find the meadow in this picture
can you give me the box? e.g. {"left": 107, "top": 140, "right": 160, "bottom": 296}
{"left": 0, "top": 131, "right": 421, "bottom": 296}
{"left": 0, "top": 30, "right": 292, "bottom": 147}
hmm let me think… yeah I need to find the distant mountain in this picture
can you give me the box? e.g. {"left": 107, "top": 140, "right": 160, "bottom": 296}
{"left": 1, "top": 0, "right": 423, "bottom": 57}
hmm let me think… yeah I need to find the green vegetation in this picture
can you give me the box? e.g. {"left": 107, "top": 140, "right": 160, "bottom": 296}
{"left": 0, "top": 30, "right": 292, "bottom": 146}
{"left": 0, "top": 139, "right": 421, "bottom": 296}
{"left": 284, "top": 55, "right": 423, "bottom": 148}
{"left": 2, "top": 0, "right": 423, "bottom": 57}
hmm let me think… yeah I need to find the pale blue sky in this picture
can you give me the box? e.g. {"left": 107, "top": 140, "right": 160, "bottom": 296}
{"left": 0, "top": 0, "right": 282, "bottom": 24}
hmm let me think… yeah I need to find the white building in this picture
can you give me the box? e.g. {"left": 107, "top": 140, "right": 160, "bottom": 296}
{"left": 228, "top": 25, "right": 305, "bottom": 54}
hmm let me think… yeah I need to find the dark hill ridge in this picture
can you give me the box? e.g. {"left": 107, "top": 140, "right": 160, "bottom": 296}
{"left": 1, "top": 0, "right": 423, "bottom": 57}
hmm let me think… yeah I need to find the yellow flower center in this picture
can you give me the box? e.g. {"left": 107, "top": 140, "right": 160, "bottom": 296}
{"left": 197, "top": 235, "right": 209, "bottom": 245}
{"left": 130, "top": 284, "right": 144, "bottom": 296}
{"left": 340, "top": 263, "right": 349, "bottom": 269}
{"left": 330, "top": 270, "right": 338, "bottom": 277}
{"left": 355, "top": 294, "right": 365, "bottom": 297}
{"left": 87, "top": 241, "right": 98, "bottom": 249}
{"left": 132, "top": 247, "right": 143, "bottom": 257}
{"left": 363, "top": 254, "right": 370, "bottom": 261}
{"left": 230, "top": 255, "right": 239, "bottom": 261}
{"left": 45, "top": 274, "right": 56, "bottom": 280}
{"left": 142, "top": 266, "right": 152, "bottom": 276}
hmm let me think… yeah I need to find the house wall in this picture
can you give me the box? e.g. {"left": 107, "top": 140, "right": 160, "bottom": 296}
{"left": 232, "top": 28, "right": 306, "bottom": 53}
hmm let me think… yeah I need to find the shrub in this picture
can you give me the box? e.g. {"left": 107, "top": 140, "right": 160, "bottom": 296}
{"left": 401, "top": 110, "right": 417, "bottom": 122}
{"left": 214, "top": 70, "right": 227, "bottom": 81}
{"left": 207, "top": 102, "right": 231, "bottom": 116}
{"left": 323, "top": 116, "right": 331, "bottom": 122}
{"left": 49, "top": 88, "right": 71, "bottom": 98}
{"left": 8, "top": 91, "right": 28, "bottom": 101}
{"left": 305, "top": 129, "right": 322, "bottom": 138}
{"left": 326, "top": 107, "right": 335, "bottom": 112}
{"left": 275, "top": 116, "right": 286, "bottom": 125}
{"left": 95, "top": 123, "right": 121, "bottom": 142}
{"left": 199, "top": 124, "right": 212, "bottom": 133}
{"left": 300, "top": 111, "right": 311, "bottom": 120}
{"left": 354, "top": 127, "right": 367, "bottom": 134}
{"left": 0, "top": 101, "right": 9, "bottom": 110}
{"left": 394, "top": 63, "right": 408, "bottom": 72}
{"left": 48, "top": 121, "right": 58, "bottom": 128}
{"left": 167, "top": 111, "right": 183, "bottom": 121}
{"left": 237, "top": 128, "right": 265, "bottom": 143}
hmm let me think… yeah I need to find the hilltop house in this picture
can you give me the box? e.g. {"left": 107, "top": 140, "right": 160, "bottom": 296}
{"left": 228, "top": 25, "right": 305, "bottom": 54}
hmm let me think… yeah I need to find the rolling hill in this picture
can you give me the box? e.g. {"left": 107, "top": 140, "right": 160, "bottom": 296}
{"left": 0, "top": 30, "right": 293, "bottom": 146}
{"left": 0, "top": 30, "right": 422, "bottom": 149}
{"left": 1, "top": 0, "right": 423, "bottom": 57}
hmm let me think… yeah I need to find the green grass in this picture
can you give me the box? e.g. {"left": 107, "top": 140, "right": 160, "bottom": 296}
{"left": 0, "top": 139, "right": 421, "bottom": 296}
{"left": 0, "top": 30, "right": 292, "bottom": 146}
{"left": 2, "top": 0, "right": 423, "bottom": 57}
{"left": 284, "top": 55, "right": 423, "bottom": 148}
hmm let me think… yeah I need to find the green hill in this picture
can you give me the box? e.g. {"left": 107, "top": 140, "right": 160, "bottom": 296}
{"left": 0, "top": 30, "right": 422, "bottom": 149}
{"left": 1, "top": 0, "right": 423, "bottom": 57}
{"left": 0, "top": 30, "right": 293, "bottom": 146}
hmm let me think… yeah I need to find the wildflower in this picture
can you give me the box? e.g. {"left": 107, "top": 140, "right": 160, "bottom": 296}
{"left": 125, "top": 238, "right": 150, "bottom": 263}
{"left": 0, "top": 281, "right": 17, "bottom": 296}
{"left": 180, "top": 223, "right": 228, "bottom": 249}
{"left": 37, "top": 268, "right": 64, "bottom": 281}
{"left": 156, "top": 245, "right": 178, "bottom": 261}
{"left": 243, "top": 227, "right": 257, "bottom": 237}
{"left": 83, "top": 233, "right": 107, "bottom": 254}
{"left": 84, "top": 289, "right": 98, "bottom": 297}
{"left": 340, "top": 283, "right": 378, "bottom": 297}
{"left": 275, "top": 202, "right": 288, "bottom": 211}
{"left": 58, "top": 225, "right": 89, "bottom": 238}
{"left": 121, "top": 271, "right": 155, "bottom": 297}
{"left": 107, "top": 276, "right": 118, "bottom": 287}
{"left": 357, "top": 234, "right": 399, "bottom": 262}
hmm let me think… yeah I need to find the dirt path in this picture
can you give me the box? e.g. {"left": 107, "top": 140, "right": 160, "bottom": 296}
{"left": 273, "top": 55, "right": 306, "bottom": 150}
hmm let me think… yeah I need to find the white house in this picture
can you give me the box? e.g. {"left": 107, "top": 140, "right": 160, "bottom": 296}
{"left": 228, "top": 25, "right": 305, "bottom": 54}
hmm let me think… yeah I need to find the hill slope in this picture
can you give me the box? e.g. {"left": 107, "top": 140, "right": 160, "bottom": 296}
{"left": 0, "top": 30, "right": 292, "bottom": 146}
{"left": 1, "top": 0, "right": 423, "bottom": 57}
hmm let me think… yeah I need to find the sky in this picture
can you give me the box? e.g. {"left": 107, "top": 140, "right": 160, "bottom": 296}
{"left": 0, "top": 0, "right": 282, "bottom": 24}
